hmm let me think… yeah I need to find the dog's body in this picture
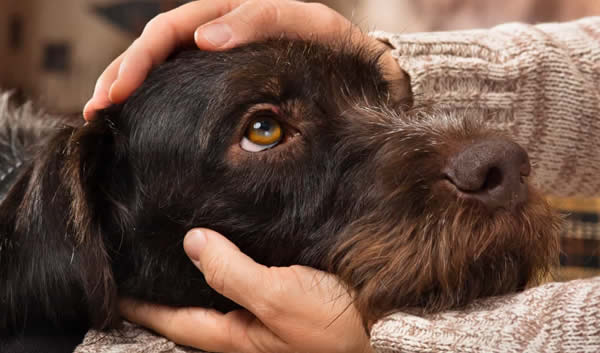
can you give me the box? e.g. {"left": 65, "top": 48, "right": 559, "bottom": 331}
{"left": 0, "top": 40, "right": 560, "bottom": 352}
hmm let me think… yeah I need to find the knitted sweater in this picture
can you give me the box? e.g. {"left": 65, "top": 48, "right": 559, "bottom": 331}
{"left": 374, "top": 17, "right": 600, "bottom": 198}
{"left": 76, "top": 17, "right": 600, "bottom": 353}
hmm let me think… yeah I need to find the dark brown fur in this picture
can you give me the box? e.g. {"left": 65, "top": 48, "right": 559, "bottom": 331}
{"left": 0, "top": 39, "right": 561, "bottom": 348}
{"left": 328, "top": 110, "right": 561, "bottom": 322}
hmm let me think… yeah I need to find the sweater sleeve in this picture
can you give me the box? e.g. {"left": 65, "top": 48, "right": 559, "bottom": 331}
{"left": 74, "top": 321, "right": 200, "bottom": 353}
{"left": 370, "top": 277, "right": 600, "bottom": 353}
{"left": 372, "top": 17, "right": 600, "bottom": 197}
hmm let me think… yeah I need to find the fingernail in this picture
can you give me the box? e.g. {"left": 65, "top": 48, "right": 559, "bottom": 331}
{"left": 198, "top": 23, "right": 232, "bottom": 47}
{"left": 185, "top": 229, "right": 207, "bottom": 262}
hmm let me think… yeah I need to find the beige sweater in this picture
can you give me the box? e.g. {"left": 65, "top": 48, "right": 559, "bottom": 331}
{"left": 76, "top": 18, "right": 600, "bottom": 353}
{"left": 375, "top": 17, "right": 600, "bottom": 198}
{"left": 371, "top": 17, "right": 600, "bottom": 353}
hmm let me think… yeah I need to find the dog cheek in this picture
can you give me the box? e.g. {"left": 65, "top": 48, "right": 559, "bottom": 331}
{"left": 328, "top": 219, "right": 432, "bottom": 324}
{"left": 327, "top": 189, "right": 561, "bottom": 325}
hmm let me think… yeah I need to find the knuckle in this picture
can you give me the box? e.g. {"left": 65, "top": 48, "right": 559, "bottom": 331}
{"left": 203, "top": 256, "right": 228, "bottom": 293}
{"left": 252, "top": 300, "right": 279, "bottom": 321}
{"left": 249, "top": 0, "right": 282, "bottom": 26}
{"left": 307, "top": 2, "right": 333, "bottom": 13}
{"left": 93, "top": 75, "right": 107, "bottom": 93}
{"left": 253, "top": 268, "right": 287, "bottom": 319}
{"left": 307, "top": 2, "right": 345, "bottom": 29}
{"left": 142, "top": 13, "right": 166, "bottom": 34}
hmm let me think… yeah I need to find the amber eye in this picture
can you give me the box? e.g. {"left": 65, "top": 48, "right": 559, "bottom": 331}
{"left": 241, "top": 116, "right": 283, "bottom": 152}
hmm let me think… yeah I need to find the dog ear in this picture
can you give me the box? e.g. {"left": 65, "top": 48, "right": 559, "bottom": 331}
{"left": 61, "top": 112, "right": 130, "bottom": 329}
{"left": 0, "top": 112, "right": 128, "bottom": 333}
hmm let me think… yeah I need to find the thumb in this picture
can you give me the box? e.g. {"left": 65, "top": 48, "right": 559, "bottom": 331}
{"left": 194, "top": 1, "right": 352, "bottom": 50}
{"left": 183, "top": 229, "right": 271, "bottom": 313}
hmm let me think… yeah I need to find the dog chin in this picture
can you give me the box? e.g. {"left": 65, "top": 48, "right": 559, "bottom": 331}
{"left": 0, "top": 39, "right": 562, "bottom": 337}
{"left": 330, "top": 179, "right": 561, "bottom": 323}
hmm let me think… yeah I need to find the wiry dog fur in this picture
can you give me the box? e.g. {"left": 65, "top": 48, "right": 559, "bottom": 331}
{"left": 0, "top": 39, "right": 561, "bottom": 344}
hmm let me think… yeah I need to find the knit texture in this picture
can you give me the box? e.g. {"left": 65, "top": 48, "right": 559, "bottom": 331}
{"left": 374, "top": 17, "right": 600, "bottom": 197}
{"left": 371, "top": 277, "right": 600, "bottom": 353}
{"left": 77, "top": 18, "right": 600, "bottom": 353}
{"left": 75, "top": 322, "right": 198, "bottom": 353}
{"left": 370, "top": 17, "right": 600, "bottom": 353}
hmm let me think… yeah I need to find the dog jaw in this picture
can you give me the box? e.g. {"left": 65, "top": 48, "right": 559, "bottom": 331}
{"left": 328, "top": 109, "right": 562, "bottom": 323}
{"left": 0, "top": 39, "right": 561, "bottom": 335}
{"left": 81, "top": 40, "right": 562, "bottom": 323}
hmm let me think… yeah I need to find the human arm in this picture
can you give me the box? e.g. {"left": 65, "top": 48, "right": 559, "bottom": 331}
{"left": 371, "top": 277, "right": 600, "bottom": 353}
{"left": 373, "top": 17, "right": 600, "bottom": 196}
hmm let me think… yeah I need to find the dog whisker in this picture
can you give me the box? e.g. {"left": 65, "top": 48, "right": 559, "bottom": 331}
{"left": 0, "top": 39, "right": 560, "bottom": 342}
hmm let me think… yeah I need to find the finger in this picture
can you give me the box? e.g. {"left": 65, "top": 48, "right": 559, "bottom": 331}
{"left": 184, "top": 229, "right": 275, "bottom": 315}
{"left": 82, "top": 53, "right": 124, "bottom": 120}
{"left": 109, "top": 0, "right": 245, "bottom": 104}
{"left": 194, "top": 1, "right": 354, "bottom": 50}
{"left": 119, "top": 298, "right": 268, "bottom": 352}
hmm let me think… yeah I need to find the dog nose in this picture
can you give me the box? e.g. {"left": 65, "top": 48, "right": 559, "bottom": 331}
{"left": 444, "top": 138, "right": 531, "bottom": 210}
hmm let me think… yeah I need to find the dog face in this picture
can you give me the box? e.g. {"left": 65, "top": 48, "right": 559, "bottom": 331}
{"left": 87, "top": 39, "right": 559, "bottom": 323}
{"left": 0, "top": 39, "right": 560, "bottom": 332}
{"left": 86, "top": 40, "right": 400, "bottom": 314}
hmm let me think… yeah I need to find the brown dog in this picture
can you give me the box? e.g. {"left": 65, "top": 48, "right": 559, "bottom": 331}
{"left": 0, "top": 39, "right": 560, "bottom": 351}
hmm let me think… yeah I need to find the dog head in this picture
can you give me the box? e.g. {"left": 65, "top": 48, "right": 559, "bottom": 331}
{"left": 11, "top": 39, "right": 559, "bottom": 329}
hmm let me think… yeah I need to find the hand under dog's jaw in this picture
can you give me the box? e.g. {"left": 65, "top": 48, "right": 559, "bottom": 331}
{"left": 0, "top": 39, "right": 561, "bottom": 334}
{"left": 109, "top": 40, "right": 560, "bottom": 323}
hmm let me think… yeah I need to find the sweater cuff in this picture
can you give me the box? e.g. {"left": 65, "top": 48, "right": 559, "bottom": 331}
{"left": 370, "top": 277, "right": 600, "bottom": 353}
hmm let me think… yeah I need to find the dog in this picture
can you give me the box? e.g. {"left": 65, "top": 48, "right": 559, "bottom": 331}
{"left": 0, "top": 39, "right": 561, "bottom": 351}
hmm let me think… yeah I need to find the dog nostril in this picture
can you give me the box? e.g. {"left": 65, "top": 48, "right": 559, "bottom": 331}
{"left": 444, "top": 138, "right": 530, "bottom": 210}
{"left": 481, "top": 166, "right": 503, "bottom": 191}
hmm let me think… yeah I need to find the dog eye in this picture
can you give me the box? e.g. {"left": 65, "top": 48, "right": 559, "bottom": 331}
{"left": 241, "top": 116, "right": 283, "bottom": 152}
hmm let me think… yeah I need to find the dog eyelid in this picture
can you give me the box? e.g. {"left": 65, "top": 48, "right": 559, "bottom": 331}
{"left": 240, "top": 136, "right": 279, "bottom": 152}
{"left": 239, "top": 105, "right": 286, "bottom": 152}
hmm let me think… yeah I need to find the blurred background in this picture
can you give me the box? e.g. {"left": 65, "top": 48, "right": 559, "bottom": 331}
{"left": 0, "top": 0, "right": 599, "bottom": 279}
{"left": 0, "top": 0, "right": 187, "bottom": 112}
{"left": 2, "top": 0, "right": 600, "bottom": 113}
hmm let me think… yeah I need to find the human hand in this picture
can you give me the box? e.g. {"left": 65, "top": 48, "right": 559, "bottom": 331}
{"left": 83, "top": 0, "right": 406, "bottom": 120}
{"left": 119, "top": 228, "right": 374, "bottom": 353}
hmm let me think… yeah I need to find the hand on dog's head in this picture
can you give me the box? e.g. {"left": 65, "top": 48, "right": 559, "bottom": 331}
{"left": 1, "top": 39, "right": 560, "bottom": 333}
